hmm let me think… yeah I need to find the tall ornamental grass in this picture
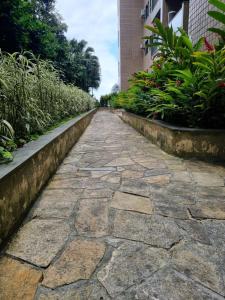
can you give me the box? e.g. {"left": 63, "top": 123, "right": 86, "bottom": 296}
{"left": 0, "top": 51, "right": 95, "bottom": 140}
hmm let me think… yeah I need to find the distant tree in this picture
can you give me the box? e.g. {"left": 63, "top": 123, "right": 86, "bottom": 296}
{"left": 0, "top": 0, "right": 66, "bottom": 58}
{"left": 100, "top": 95, "right": 109, "bottom": 107}
{"left": 0, "top": 0, "right": 31, "bottom": 53}
{"left": 100, "top": 93, "right": 118, "bottom": 107}
{"left": 59, "top": 39, "right": 100, "bottom": 92}
{"left": 0, "top": 0, "right": 101, "bottom": 92}
{"left": 111, "top": 83, "right": 119, "bottom": 94}
{"left": 86, "top": 55, "right": 101, "bottom": 92}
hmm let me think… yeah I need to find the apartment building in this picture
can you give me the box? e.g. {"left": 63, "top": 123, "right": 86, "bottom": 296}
{"left": 118, "top": 0, "right": 222, "bottom": 90}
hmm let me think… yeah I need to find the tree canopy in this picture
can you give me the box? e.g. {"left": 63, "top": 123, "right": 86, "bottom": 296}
{"left": 0, "top": 0, "right": 100, "bottom": 92}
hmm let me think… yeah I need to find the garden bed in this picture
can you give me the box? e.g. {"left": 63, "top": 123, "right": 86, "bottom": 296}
{"left": 120, "top": 111, "right": 225, "bottom": 162}
{"left": 0, "top": 109, "right": 96, "bottom": 248}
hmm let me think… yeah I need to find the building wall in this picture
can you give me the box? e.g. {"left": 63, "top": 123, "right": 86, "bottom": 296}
{"left": 188, "top": 0, "right": 224, "bottom": 44}
{"left": 118, "top": 0, "right": 144, "bottom": 90}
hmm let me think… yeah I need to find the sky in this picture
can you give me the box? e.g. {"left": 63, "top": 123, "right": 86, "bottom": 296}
{"left": 55, "top": 0, "right": 118, "bottom": 99}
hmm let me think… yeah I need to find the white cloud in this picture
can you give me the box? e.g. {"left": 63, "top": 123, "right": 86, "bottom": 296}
{"left": 55, "top": 0, "right": 118, "bottom": 99}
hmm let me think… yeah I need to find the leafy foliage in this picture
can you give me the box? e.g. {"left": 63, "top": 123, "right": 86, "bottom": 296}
{"left": 144, "top": 19, "right": 203, "bottom": 69}
{"left": 100, "top": 93, "right": 118, "bottom": 107}
{"left": 208, "top": 0, "right": 225, "bottom": 47}
{"left": 0, "top": 0, "right": 101, "bottom": 92}
{"left": 60, "top": 40, "right": 101, "bottom": 92}
{"left": 0, "top": 51, "right": 95, "bottom": 143}
{"left": 0, "top": 119, "right": 16, "bottom": 163}
{"left": 114, "top": 15, "right": 225, "bottom": 129}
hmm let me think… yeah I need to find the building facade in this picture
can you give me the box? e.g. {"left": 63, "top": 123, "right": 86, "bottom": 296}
{"left": 118, "top": 0, "right": 223, "bottom": 91}
{"left": 118, "top": 0, "right": 144, "bottom": 90}
{"left": 188, "top": 0, "right": 222, "bottom": 44}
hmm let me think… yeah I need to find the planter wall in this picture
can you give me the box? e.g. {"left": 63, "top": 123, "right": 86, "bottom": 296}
{"left": 0, "top": 109, "right": 96, "bottom": 247}
{"left": 120, "top": 111, "right": 225, "bottom": 162}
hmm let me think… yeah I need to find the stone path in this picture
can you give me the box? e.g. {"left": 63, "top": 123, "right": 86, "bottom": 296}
{"left": 1, "top": 111, "right": 225, "bottom": 299}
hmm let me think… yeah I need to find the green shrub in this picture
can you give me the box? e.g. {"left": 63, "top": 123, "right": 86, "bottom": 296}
{"left": 0, "top": 51, "right": 95, "bottom": 141}
{"left": 115, "top": 12, "right": 225, "bottom": 129}
{"left": 100, "top": 93, "right": 118, "bottom": 107}
{"left": 0, "top": 119, "right": 15, "bottom": 163}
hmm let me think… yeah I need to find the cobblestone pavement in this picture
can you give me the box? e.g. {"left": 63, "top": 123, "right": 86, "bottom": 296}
{"left": 1, "top": 111, "right": 225, "bottom": 300}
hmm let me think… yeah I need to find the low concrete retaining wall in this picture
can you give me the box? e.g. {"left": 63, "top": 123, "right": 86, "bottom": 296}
{"left": 120, "top": 111, "right": 225, "bottom": 162}
{"left": 0, "top": 109, "right": 96, "bottom": 247}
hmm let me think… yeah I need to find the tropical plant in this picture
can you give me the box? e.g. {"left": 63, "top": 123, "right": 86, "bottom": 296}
{"left": 114, "top": 15, "right": 225, "bottom": 128}
{"left": 61, "top": 40, "right": 101, "bottom": 92}
{"left": 208, "top": 0, "right": 225, "bottom": 47}
{"left": 144, "top": 19, "right": 203, "bottom": 69}
{"left": 146, "top": 41, "right": 225, "bottom": 127}
{"left": 192, "top": 45, "right": 225, "bottom": 127}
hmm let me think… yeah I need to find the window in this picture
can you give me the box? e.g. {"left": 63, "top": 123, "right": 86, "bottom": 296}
{"left": 145, "top": 40, "right": 149, "bottom": 55}
{"left": 144, "top": 1, "right": 150, "bottom": 21}
{"left": 150, "top": 33, "right": 160, "bottom": 57}
{"left": 142, "top": 0, "right": 158, "bottom": 21}
{"left": 151, "top": 44, "right": 158, "bottom": 57}
{"left": 150, "top": 0, "right": 158, "bottom": 12}
{"left": 150, "top": 12, "right": 161, "bottom": 58}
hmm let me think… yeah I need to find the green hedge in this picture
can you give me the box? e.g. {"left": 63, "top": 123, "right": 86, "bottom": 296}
{"left": 0, "top": 52, "right": 95, "bottom": 140}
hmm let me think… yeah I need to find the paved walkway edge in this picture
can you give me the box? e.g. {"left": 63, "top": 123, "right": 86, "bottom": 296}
{"left": 0, "top": 109, "right": 96, "bottom": 248}
{"left": 120, "top": 110, "right": 225, "bottom": 162}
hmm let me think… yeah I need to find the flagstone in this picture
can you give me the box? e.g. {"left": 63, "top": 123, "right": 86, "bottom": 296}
{"left": 118, "top": 267, "right": 224, "bottom": 300}
{"left": 111, "top": 191, "right": 153, "bottom": 214}
{"left": 120, "top": 179, "right": 150, "bottom": 197}
{"left": 189, "top": 200, "right": 225, "bottom": 220}
{"left": 2, "top": 111, "right": 225, "bottom": 299}
{"left": 0, "top": 257, "right": 42, "bottom": 300}
{"left": 37, "top": 282, "right": 110, "bottom": 300}
{"left": 121, "top": 170, "right": 143, "bottom": 179}
{"left": 192, "top": 172, "right": 224, "bottom": 186}
{"left": 82, "top": 188, "right": 113, "bottom": 199}
{"left": 175, "top": 220, "right": 211, "bottom": 245}
{"left": 6, "top": 219, "right": 70, "bottom": 267}
{"left": 32, "top": 189, "right": 82, "bottom": 218}
{"left": 106, "top": 157, "right": 134, "bottom": 166}
{"left": 42, "top": 240, "right": 105, "bottom": 288}
{"left": 97, "top": 241, "right": 169, "bottom": 297}
{"left": 143, "top": 174, "right": 171, "bottom": 185}
{"left": 144, "top": 168, "right": 170, "bottom": 177}
{"left": 112, "top": 210, "right": 182, "bottom": 249}
{"left": 155, "top": 204, "right": 189, "bottom": 219}
{"left": 100, "top": 173, "right": 121, "bottom": 183}
{"left": 75, "top": 198, "right": 109, "bottom": 237}
{"left": 171, "top": 241, "right": 225, "bottom": 296}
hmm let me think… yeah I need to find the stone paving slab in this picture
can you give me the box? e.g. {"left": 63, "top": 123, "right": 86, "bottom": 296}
{"left": 112, "top": 210, "right": 182, "bottom": 249}
{"left": 36, "top": 282, "right": 110, "bottom": 300}
{"left": 75, "top": 198, "right": 109, "bottom": 237}
{"left": 42, "top": 240, "right": 105, "bottom": 289}
{"left": 31, "top": 189, "right": 83, "bottom": 219}
{"left": 118, "top": 267, "right": 224, "bottom": 300}
{"left": 1, "top": 111, "right": 225, "bottom": 299}
{"left": 0, "top": 257, "right": 42, "bottom": 300}
{"left": 189, "top": 200, "right": 225, "bottom": 220}
{"left": 171, "top": 241, "right": 225, "bottom": 296}
{"left": 97, "top": 241, "right": 169, "bottom": 298}
{"left": 6, "top": 219, "right": 70, "bottom": 267}
{"left": 111, "top": 191, "right": 153, "bottom": 214}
